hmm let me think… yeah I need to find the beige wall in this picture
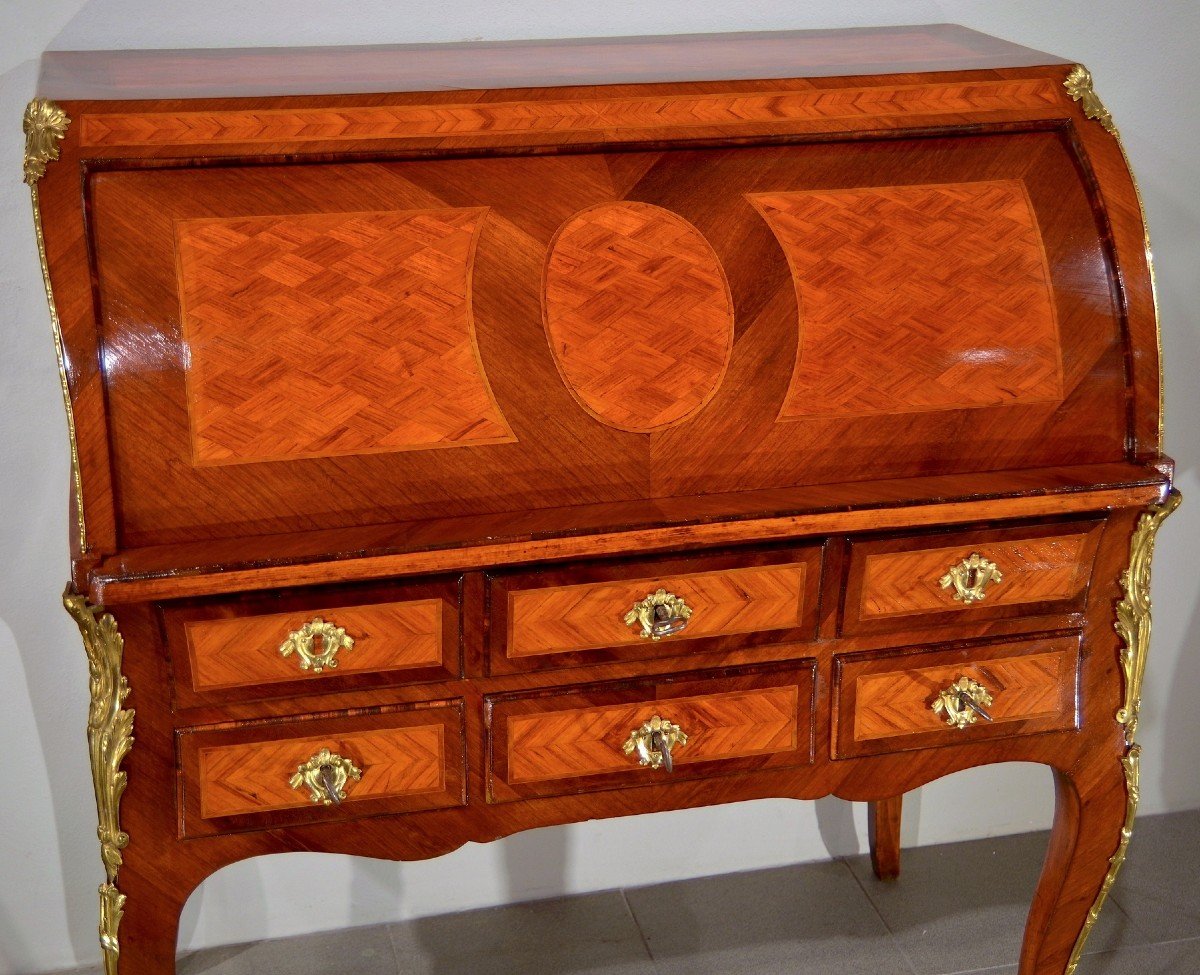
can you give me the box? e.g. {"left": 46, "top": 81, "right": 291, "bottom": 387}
{"left": 1, "top": 2, "right": 1196, "bottom": 971}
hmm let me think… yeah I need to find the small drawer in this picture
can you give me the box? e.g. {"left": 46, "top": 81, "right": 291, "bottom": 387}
{"left": 832, "top": 635, "right": 1080, "bottom": 758}
{"left": 842, "top": 521, "right": 1103, "bottom": 636}
{"left": 178, "top": 702, "right": 465, "bottom": 836}
{"left": 486, "top": 660, "right": 816, "bottom": 802}
{"left": 488, "top": 547, "right": 822, "bottom": 673}
{"left": 163, "top": 577, "right": 461, "bottom": 706}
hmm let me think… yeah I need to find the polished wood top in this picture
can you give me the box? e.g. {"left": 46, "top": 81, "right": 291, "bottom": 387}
{"left": 38, "top": 25, "right": 1066, "bottom": 100}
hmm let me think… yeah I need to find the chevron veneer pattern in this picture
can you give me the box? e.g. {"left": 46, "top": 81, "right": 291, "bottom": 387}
{"left": 197, "top": 723, "right": 445, "bottom": 818}
{"left": 175, "top": 207, "right": 514, "bottom": 465}
{"left": 504, "top": 685, "right": 800, "bottom": 784}
{"left": 507, "top": 563, "right": 807, "bottom": 656}
{"left": 749, "top": 180, "right": 1063, "bottom": 419}
{"left": 185, "top": 599, "right": 443, "bottom": 691}
{"left": 858, "top": 532, "right": 1092, "bottom": 620}
{"left": 848, "top": 648, "right": 1075, "bottom": 744}
{"left": 543, "top": 202, "right": 734, "bottom": 431}
{"left": 78, "top": 79, "right": 1063, "bottom": 148}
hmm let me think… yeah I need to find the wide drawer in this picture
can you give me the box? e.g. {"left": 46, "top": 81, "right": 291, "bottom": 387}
{"left": 163, "top": 577, "right": 461, "bottom": 706}
{"left": 486, "top": 661, "right": 816, "bottom": 802}
{"left": 842, "top": 521, "right": 1104, "bottom": 635}
{"left": 178, "top": 702, "right": 465, "bottom": 836}
{"left": 488, "top": 547, "right": 822, "bottom": 673}
{"left": 832, "top": 635, "right": 1080, "bottom": 758}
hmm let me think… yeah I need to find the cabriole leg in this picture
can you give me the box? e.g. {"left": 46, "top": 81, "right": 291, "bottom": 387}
{"left": 1018, "top": 752, "right": 1133, "bottom": 974}
{"left": 868, "top": 795, "right": 903, "bottom": 881}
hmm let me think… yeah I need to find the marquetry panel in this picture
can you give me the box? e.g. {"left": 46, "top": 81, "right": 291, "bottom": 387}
{"left": 852, "top": 525, "right": 1101, "bottom": 628}
{"left": 508, "top": 686, "right": 799, "bottom": 783}
{"left": 506, "top": 563, "right": 808, "bottom": 657}
{"left": 542, "top": 202, "right": 733, "bottom": 431}
{"left": 178, "top": 703, "right": 466, "bottom": 835}
{"left": 78, "top": 78, "right": 1065, "bottom": 148}
{"left": 487, "top": 663, "right": 816, "bottom": 801}
{"left": 749, "top": 180, "right": 1063, "bottom": 419}
{"left": 184, "top": 599, "right": 443, "bottom": 691}
{"left": 834, "top": 636, "right": 1079, "bottom": 757}
{"left": 175, "top": 207, "right": 514, "bottom": 465}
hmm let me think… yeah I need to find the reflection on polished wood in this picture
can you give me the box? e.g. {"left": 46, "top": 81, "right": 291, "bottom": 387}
{"left": 33, "top": 25, "right": 1173, "bottom": 974}
{"left": 750, "top": 181, "right": 1062, "bottom": 419}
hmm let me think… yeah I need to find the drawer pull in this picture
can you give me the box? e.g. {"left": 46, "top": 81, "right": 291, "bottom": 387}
{"left": 932, "top": 677, "right": 995, "bottom": 730}
{"left": 624, "top": 590, "right": 693, "bottom": 640}
{"left": 289, "top": 748, "right": 362, "bottom": 805}
{"left": 939, "top": 554, "right": 1003, "bottom": 604}
{"left": 278, "top": 617, "right": 355, "bottom": 673}
{"left": 623, "top": 715, "right": 688, "bottom": 771}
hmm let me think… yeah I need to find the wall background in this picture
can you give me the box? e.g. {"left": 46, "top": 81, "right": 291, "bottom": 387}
{"left": 1, "top": 2, "right": 1196, "bottom": 972}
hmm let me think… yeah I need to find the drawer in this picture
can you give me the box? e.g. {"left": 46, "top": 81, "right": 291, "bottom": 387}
{"left": 163, "top": 577, "right": 461, "bottom": 706}
{"left": 178, "top": 702, "right": 465, "bottom": 836}
{"left": 486, "top": 661, "right": 816, "bottom": 802}
{"left": 842, "top": 521, "right": 1103, "bottom": 635}
{"left": 832, "top": 635, "right": 1080, "bottom": 758}
{"left": 488, "top": 547, "right": 822, "bottom": 673}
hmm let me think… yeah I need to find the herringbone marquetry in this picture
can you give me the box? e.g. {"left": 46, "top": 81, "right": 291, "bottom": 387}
{"left": 184, "top": 599, "right": 443, "bottom": 691}
{"left": 507, "top": 564, "right": 807, "bottom": 656}
{"left": 858, "top": 533, "right": 1092, "bottom": 620}
{"left": 176, "top": 207, "right": 514, "bottom": 465}
{"left": 196, "top": 722, "right": 445, "bottom": 819}
{"left": 749, "top": 180, "right": 1063, "bottom": 418}
{"left": 504, "top": 685, "right": 800, "bottom": 784}
{"left": 543, "top": 202, "right": 734, "bottom": 431}
{"left": 847, "top": 648, "right": 1075, "bottom": 745}
{"left": 78, "top": 79, "right": 1062, "bottom": 148}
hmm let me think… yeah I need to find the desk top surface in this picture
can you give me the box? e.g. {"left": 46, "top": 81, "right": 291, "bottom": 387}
{"left": 38, "top": 24, "right": 1067, "bottom": 100}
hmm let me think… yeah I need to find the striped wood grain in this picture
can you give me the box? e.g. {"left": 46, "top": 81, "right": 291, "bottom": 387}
{"left": 175, "top": 207, "right": 514, "bottom": 465}
{"left": 849, "top": 648, "right": 1075, "bottom": 743}
{"left": 78, "top": 79, "right": 1064, "bottom": 148}
{"left": 505, "top": 685, "right": 800, "bottom": 784}
{"left": 196, "top": 722, "right": 446, "bottom": 819}
{"left": 543, "top": 202, "right": 733, "bottom": 431}
{"left": 507, "top": 563, "right": 807, "bottom": 657}
{"left": 749, "top": 180, "right": 1063, "bottom": 419}
{"left": 858, "top": 532, "right": 1092, "bottom": 620}
{"left": 185, "top": 599, "right": 443, "bottom": 691}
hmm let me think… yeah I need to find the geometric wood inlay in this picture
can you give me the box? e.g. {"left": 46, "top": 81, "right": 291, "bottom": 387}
{"left": 185, "top": 599, "right": 444, "bottom": 691}
{"left": 175, "top": 208, "right": 514, "bottom": 465}
{"left": 79, "top": 79, "right": 1064, "bottom": 147}
{"left": 505, "top": 685, "right": 800, "bottom": 784}
{"left": 748, "top": 180, "right": 1064, "bottom": 418}
{"left": 197, "top": 722, "right": 446, "bottom": 819}
{"left": 543, "top": 202, "right": 734, "bottom": 431}
{"left": 851, "top": 649, "right": 1074, "bottom": 742}
{"left": 507, "top": 563, "right": 807, "bottom": 657}
{"left": 858, "top": 533, "right": 1091, "bottom": 620}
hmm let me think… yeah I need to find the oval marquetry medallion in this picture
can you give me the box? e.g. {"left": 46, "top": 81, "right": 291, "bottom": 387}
{"left": 542, "top": 202, "right": 734, "bottom": 432}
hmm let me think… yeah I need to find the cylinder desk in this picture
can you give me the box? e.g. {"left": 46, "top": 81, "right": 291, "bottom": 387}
{"left": 25, "top": 24, "right": 1177, "bottom": 974}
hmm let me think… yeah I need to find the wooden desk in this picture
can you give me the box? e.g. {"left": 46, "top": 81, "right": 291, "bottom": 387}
{"left": 25, "top": 25, "right": 1177, "bottom": 973}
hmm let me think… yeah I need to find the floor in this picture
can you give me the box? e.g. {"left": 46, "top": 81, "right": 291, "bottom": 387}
{"left": 46, "top": 809, "right": 1200, "bottom": 974}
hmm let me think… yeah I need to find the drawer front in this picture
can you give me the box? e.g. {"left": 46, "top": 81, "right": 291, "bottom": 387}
{"left": 179, "top": 703, "right": 465, "bottom": 835}
{"left": 833, "top": 635, "right": 1080, "bottom": 758}
{"left": 487, "top": 661, "right": 816, "bottom": 801}
{"left": 489, "top": 547, "right": 822, "bottom": 673}
{"left": 842, "top": 521, "right": 1103, "bottom": 635}
{"left": 164, "top": 577, "right": 461, "bottom": 705}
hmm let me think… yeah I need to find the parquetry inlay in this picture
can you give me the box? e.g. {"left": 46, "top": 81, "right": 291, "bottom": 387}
{"left": 749, "top": 180, "right": 1064, "bottom": 419}
{"left": 176, "top": 208, "right": 515, "bottom": 465}
{"left": 543, "top": 202, "right": 734, "bottom": 432}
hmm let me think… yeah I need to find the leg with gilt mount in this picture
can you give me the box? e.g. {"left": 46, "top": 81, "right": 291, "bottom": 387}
{"left": 64, "top": 591, "right": 135, "bottom": 975}
{"left": 1019, "top": 489, "right": 1179, "bottom": 973}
